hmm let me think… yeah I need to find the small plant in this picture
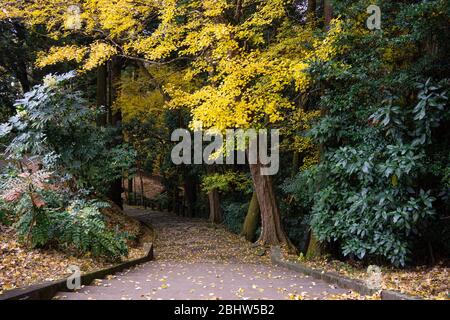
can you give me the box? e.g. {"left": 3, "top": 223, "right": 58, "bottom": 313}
{"left": 53, "top": 200, "right": 128, "bottom": 260}
{"left": 297, "top": 252, "right": 306, "bottom": 262}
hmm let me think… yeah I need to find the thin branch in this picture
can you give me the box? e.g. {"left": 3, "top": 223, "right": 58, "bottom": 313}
{"left": 119, "top": 54, "right": 191, "bottom": 66}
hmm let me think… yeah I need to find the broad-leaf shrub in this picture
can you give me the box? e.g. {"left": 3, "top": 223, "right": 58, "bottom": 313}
{"left": 0, "top": 72, "right": 134, "bottom": 260}
{"left": 285, "top": 0, "right": 450, "bottom": 266}
{"left": 292, "top": 79, "right": 448, "bottom": 266}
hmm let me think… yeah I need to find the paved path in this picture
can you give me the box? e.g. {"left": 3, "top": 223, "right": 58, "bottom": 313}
{"left": 57, "top": 209, "right": 348, "bottom": 300}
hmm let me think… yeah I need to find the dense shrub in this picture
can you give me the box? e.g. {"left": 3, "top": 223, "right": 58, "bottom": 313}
{"left": 222, "top": 200, "right": 249, "bottom": 235}
{"left": 285, "top": 1, "right": 450, "bottom": 266}
{"left": 51, "top": 200, "right": 128, "bottom": 260}
{"left": 0, "top": 72, "right": 134, "bottom": 260}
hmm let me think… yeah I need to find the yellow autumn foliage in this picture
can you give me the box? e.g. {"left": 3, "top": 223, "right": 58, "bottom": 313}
{"left": 36, "top": 45, "right": 87, "bottom": 68}
{"left": 3, "top": 0, "right": 346, "bottom": 160}
{"left": 115, "top": 65, "right": 196, "bottom": 123}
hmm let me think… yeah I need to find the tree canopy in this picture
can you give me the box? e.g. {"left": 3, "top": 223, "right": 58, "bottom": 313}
{"left": 1, "top": 0, "right": 449, "bottom": 270}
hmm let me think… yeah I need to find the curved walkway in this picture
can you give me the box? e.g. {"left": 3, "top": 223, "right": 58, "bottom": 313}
{"left": 58, "top": 209, "right": 348, "bottom": 300}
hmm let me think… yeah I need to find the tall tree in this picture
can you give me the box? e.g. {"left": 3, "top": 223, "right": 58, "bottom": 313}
{"left": 165, "top": 0, "right": 342, "bottom": 249}
{"left": 4, "top": 0, "right": 344, "bottom": 249}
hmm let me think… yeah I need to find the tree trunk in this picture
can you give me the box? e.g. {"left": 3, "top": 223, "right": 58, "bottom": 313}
{"left": 108, "top": 177, "right": 123, "bottom": 209}
{"left": 305, "top": 230, "right": 322, "bottom": 259}
{"left": 205, "top": 166, "right": 222, "bottom": 223}
{"left": 14, "top": 22, "right": 30, "bottom": 93}
{"left": 105, "top": 57, "right": 124, "bottom": 209}
{"left": 249, "top": 160, "right": 296, "bottom": 251}
{"left": 15, "top": 59, "right": 29, "bottom": 93}
{"left": 127, "top": 177, "right": 133, "bottom": 205}
{"left": 172, "top": 187, "right": 181, "bottom": 215}
{"left": 324, "top": 0, "right": 333, "bottom": 27}
{"left": 96, "top": 63, "right": 108, "bottom": 126}
{"left": 138, "top": 164, "right": 145, "bottom": 208}
{"left": 109, "top": 57, "right": 123, "bottom": 126}
{"left": 208, "top": 189, "right": 223, "bottom": 224}
{"left": 240, "top": 191, "right": 260, "bottom": 242}
{"left": 292, "top": 151, "right": 300, "bottom": 177}
{"left": 183, "top": 174, "right": 197, "bottom": 217}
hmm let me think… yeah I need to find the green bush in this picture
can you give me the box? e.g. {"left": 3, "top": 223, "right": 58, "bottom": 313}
{"left": 222, "top": 200, "right": 249, "bottom": 235}
{"left": 0, "top": 202, "right": 12, "bottom": 225}
{"left": 16, "top": 201, "right": 128, "bottom": 260}
{"left": 1, "top": 172, "right": 129, "bottom": 260}
{"left": 279, "top": 187, "right": 311, "bottom": 252}
{"left": 289, "top": 81, "right": 449, "bottom": 266}
{"left": 285, "top": 1, "right": 450, "bottom": 266}
{"left": 153, "top": 191, "right": 169, "bottom": 210}
{"left": 52, "top": 200, "right": 128, "bottom": 260}
{"left": 0, "top": 72, "right": 134, "bottom": 260}
{"left": 0, "top": 72, "right": 136, "bottom": 194}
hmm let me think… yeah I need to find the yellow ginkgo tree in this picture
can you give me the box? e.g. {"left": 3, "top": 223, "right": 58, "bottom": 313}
{"left": 2, "top": 0, "right": 344, "bottom": 250}
{"left": 161, "top": 0, "right": 344, "bottom": 249}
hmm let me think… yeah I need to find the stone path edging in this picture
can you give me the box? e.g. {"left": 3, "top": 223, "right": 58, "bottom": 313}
{"left": 0, "top": 225, "right": 154, "bottom": 301}
{"left": 270, "top": 247, "right": 422, "bottom": 300}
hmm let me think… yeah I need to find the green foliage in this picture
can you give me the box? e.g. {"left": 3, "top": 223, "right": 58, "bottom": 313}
{"left": 205, "top": 172, "right": 254, "bottom": 234}
{"left": 0, "top": 77, "right": 17, "bottom": 124}
{"left": 15, "top": 207, "right": 52, "bottom": 247}
{"left": 0, "top": 71, "right": 136, "bottom": 193}
{"left": 280, "top": 209, "right": 311, "bottom": 253}
{"left": 0, "top": 164, "right": 128, "bottom": 260}
{"left": 202, "top": 172, "right": 252, "bottom": 194}
{"left": 14, "top": 198, "right": 128, "bottom": 260}
{"left": 222, "top": 200, "right": 249, "bottom": 235}
{"left": 153, "top": 191, "right": 169, "bottom": 210}
{"left": 0, "top": 20, "right": 35, "bottom": 124}
{"left": 285, "top": 1, "right": 450, "bottom": 266}
{"left": 0, "top": 72, "right": 134, "bottom": 260}
{"left": 53, "top": 200, "right": 128, "bottom": 260}
{"left": 0, "top": 200, "right": 12, "bottom": 225}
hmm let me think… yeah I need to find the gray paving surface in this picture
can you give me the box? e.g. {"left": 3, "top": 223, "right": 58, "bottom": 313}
{"left": 57, "top": 209, "right": 348, "bottom": 300}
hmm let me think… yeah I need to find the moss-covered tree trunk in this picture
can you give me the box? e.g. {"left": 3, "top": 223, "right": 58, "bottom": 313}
{"left": 240, "top": 191, "right": 260, "bottom": 242}
{"left": 305, "top": 230, "right": 322, "bottom": 259}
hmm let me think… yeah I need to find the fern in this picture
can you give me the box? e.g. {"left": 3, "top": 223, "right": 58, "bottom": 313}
{"left": 51, "top": 200, "right": 128, "bottom": 260}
